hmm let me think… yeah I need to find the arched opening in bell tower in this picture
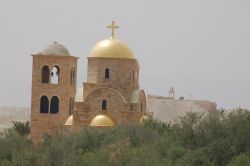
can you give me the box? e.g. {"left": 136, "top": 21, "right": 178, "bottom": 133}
{"left": 70, "top": 67, "right": 75, "bottom": 84}
{"left": 40, "top": 95, "right": 49, "bottom": 113}
{"left": 41, "top": 65, "right": 50, "bottom": 83}
{"left": 50, "top": 96, "right": 59, "bottom": 114}
{"left": 51, "top": 66, "right": 60, "bottom": 84}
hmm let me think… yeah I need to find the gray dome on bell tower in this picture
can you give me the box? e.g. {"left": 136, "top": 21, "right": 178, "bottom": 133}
{"left": 41, "top": 42, "right": 70, "bottom": 56}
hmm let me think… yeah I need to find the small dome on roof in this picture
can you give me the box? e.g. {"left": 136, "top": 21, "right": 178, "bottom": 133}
{"left": 41, "top": 42, "right": 70, "bottom": 56}
{"left": 90, "top": 115, "right": 115, "bottom": 127}
{"left": 139, "top": 115, "right": 149, "bottom": 123}
{"left": 65, "top": 115, "right": 73, "bottom": 126}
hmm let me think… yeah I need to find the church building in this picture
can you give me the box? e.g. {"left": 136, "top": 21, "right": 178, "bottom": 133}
{"left": 30, "top": 21, "right": 148, "bottom": 143}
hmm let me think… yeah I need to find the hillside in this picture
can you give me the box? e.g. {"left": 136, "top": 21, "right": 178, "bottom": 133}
{"left": 0, "top": 107, "right": 30, "bottom": 131}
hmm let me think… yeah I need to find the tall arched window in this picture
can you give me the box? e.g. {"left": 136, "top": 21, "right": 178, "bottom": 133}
{"left": 132, "top": 70, "right": 135, "bottom": 82}
{"left": 72, "top": 97, "right": 74, "bottom": 111}
{"left": 70, "top": 67, "right": 75, "bottom": 84}
{"left": 105, "top": 68, "right": 109, "bottom": 79}
{"left": 40, "top": 96, "right": 49, "bottom": 113}
{"left": 69, "top": 97, "right": 74, "bottom": 115}
{"left": 73, "top": 69, "right": 75, "bottom": 83}
{"left": 41, "top": 66, "right": 50, "bottom": 83}
{"left": 102, "top": 100, "right": 107, "bottom": 110}
{"left": 51, "top": 66, "right": 60, "bottom": 84}
{"left": 50, "top": 96, "right": 59, "bottom": 114}
{"left": 69, "top": 98, "right": 72, "bottom": 115}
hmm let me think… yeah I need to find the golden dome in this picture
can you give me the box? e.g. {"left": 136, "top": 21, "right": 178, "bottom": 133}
{"left": 139, "top": 115, "right": 149, "bottom": 123}
{"left": 89, "top": 39, "right": 135, "bottom": 59}
{"left": 90, "top": 115, "right": 115, "bottom": 127}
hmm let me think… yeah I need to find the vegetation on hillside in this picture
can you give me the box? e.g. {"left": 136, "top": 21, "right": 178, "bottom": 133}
{"left": 0, "top": 108, "right": 250, "bottom": 166}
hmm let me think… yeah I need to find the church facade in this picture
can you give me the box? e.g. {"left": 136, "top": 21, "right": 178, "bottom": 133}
{"left": 30, "top": 22, "right": 148, "bottom": 143}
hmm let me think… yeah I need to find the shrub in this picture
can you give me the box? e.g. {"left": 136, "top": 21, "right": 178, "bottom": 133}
{"left": 0, "top": 108, "right": 249, "bottom": 166}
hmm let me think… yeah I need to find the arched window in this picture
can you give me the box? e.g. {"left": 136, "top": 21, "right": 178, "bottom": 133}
{"left": 51, "top": 66, "right": 60, "bottom": 84}
{"left": 72, "top": 97, "right": 74, "bottom": 111}
{"left": 69, "top": 97, "right": 74, "bottom": 115}
{"left": 69, "top": 98, "right": 72, "bottom": 115}
{"left": 70, "top": 67, "right": 75, "bottom": 84}
{"left": 41, "top": 66, "right": 50, "bottom": 83}
{"left": 105, "top": 68, "right": 109, "bottom": 79}
{"left": 133, "top": 70, "right": 138, "bottom": 83}
{"left": 40, "top": 96, "right": 49, "bottom": 113}
{"left": 132, "top": 70, "right": 135, "bottom": 81}
{"left": 50, "top": 96, "right": 59, "bottom": 114}
{"left": 102, "top": 100, "right": 107, "bottom": 110}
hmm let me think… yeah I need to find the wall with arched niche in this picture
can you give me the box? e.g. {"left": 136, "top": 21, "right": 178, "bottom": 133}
{"left": 83, "top": 87, "right": 129, "bottom": 113}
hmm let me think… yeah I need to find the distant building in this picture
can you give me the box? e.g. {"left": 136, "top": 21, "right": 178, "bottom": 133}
{"left": 147, "top": 94, "right": 216, "bottom": 123}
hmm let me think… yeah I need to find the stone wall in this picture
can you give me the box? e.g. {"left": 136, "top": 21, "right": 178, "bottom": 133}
{"left": 147, "top": 95, "right": 216, "bottom": 123}
{"left": 86, "top": 58, "right": 139, "bottom": 101}
{"left": 71, "top": 88, "right": 146, "bottom": 132}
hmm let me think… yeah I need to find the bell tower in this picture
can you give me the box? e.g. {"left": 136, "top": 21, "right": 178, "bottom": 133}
{"left": 30, "top": 42, "right": 78, "bottom": 143}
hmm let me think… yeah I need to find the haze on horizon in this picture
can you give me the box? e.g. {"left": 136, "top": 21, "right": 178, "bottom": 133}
{"left": 0, "top": 0, "right": 249, "bottom": 109}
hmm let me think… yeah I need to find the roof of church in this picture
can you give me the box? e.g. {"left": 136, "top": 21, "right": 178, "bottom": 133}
{"left": 89, "top": 38, "right": 135, "bottom": 59}
{"left": 41, "top": 42, "right": 70, "bottom": 56}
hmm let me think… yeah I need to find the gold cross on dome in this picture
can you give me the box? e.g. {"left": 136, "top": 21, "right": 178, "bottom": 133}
{"left": 107, "top": 21, "right": 119, "bottom": 39}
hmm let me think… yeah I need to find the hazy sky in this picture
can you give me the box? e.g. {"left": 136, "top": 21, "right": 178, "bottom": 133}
{"left": 0, "top": 0, "right": 249, "bottom": 109}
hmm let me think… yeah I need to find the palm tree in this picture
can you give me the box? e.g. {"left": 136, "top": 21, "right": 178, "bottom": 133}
{"left": 12, "top": 121, "right": 30, "bottom": 136}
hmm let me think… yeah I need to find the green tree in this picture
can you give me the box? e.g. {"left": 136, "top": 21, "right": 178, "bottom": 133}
{"left": 12, "top": 121, "right": 30, "bottom": 136}
{"left": 0, "top": 108, "right": 249, "bottom": 165}
{"left": 227, "top": 153, "right": 250, "bottom": 166}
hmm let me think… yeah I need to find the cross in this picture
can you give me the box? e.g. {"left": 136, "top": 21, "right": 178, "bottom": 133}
{"left": 107, "top": 21, "right": 119, "bottom": 39}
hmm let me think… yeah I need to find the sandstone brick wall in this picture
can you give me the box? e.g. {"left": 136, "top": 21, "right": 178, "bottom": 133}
{"left": 87, "top": 58, "right": 139, "bottom": 84}
{"left": 31, "top": 54, "right": 78, "bottom": 143}
{"left": 72, "top": 87, "right": 147, "bottom": 131}
{"left": 86, "top": 58, "right": 139, "bottom": 101}
{"left": 69, "top": 57, "right": 147, "bottom": 132}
